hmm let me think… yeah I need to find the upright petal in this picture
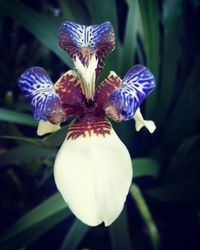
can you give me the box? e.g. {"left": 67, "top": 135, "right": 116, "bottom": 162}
{"left": 133, "top": 108, "right": 156, "bottom": 133}
{"left": 54, "top": 115, "right": 132, "bottom": 226}
{"left": 94, "top": 71, "right": 121, "bottom": 109}
{"left": 105, "top": 65, "right": 156, "bottom": 121}
{"left": 54, "top": 70, "right": 85, "bottom": 117}
{"left": 18, "top": 67, "right": 65, "bottom": 124}
{"left": 58, "top": 21, "right": 115, "bottom": 80}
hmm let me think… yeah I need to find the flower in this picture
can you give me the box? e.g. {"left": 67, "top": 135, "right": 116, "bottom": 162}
{"left": 18, "top": 21, "right": 156, "bottom": 226}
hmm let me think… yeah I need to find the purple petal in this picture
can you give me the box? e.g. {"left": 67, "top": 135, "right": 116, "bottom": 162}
{"left": 105, "top": 65, "right": 156, "bottom": 121}
{"left": 18, "top": 67, "right": 65, "bottom": 123}
{"left": 58, "top": 21, "right": 115, "bottom": 77}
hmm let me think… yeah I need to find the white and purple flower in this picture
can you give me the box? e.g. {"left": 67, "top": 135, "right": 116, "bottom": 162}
{"left": 18, "top": 21, "right": 156, "bottom": 226}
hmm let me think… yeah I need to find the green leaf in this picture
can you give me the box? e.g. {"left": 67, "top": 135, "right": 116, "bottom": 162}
{"left": 0, "top": 145, "right": 56, "bottom": 167}
{"left": 138, "top": 0, "right": 160, "bottom": 117}
{"left": 109, "top": 207, "right": 132, "bottom": 250}
{"left": 0, "top": 136, "right": 40, "bottom": 145}
{"left": 59, "top": 0, "right": 89, "bottom": 24}
{"left": 0, "top": 193, "right": 71, "bottom": 250}
{"left": 131, "top": 185, "right": 160, "bottom": 250}
{"left": 58, "top": 0, "right": 76, "bottom": 22}
{"left": 84, "top": 0, "right": 118, "bottom": 37}
{"left": 147, "top": 151, "right": 200, "bottom": 202}
{"left": 161, "top": 55, "right": 200, "bottom": 151}
{"left": 60, "top": 219, "right": 89, "bottom": 250}
{"left": 146, "top": 180, "right": 200, "bottom": 202}
{"left": 157, "top": 0, "right": 182, "bottom": 125}
{"left": 0, "top": 108, "right": 36, "bottom": 126}
{"left": 133, "top": 158, "right": 160, "bottom": 178}
{"left": 42, "top": 124, "right": 68, "bottom": 147}
{"left": 0, "top": 0, "right": 73, "bottom": 67}
{"left": 120, "top": 0, "right": 138, "bottom": 75}
{"left": 177, "top": 135, "right": 200, "bottom": 156}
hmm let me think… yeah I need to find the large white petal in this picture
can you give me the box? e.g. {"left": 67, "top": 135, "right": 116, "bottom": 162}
{"left": 54, "top": 128, "right": 132, "bottom": 226}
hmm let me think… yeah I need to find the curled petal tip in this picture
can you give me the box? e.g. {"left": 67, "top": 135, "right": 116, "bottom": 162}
{"left": 134, "top": 108, "right": 156, "bottom": 134}
{"left": 37, "top": 121, "right": 61, "bottom": 136}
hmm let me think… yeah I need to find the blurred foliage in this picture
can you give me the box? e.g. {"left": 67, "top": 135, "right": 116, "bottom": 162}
{"left": 0, "top": 0, "right": 200, "bottom": 249}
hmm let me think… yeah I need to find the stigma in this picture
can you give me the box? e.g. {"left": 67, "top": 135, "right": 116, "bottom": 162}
{"left": 74, "top": 54, "right": 98, "bottom": 101}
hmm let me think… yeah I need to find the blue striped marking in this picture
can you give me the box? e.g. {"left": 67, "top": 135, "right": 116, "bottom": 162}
{"left": 58, "top": 20, "right": 115, "bottom": 74}
{"left": 18, "top": 67, "right": 63, "bottom": 121}
{"left": 106, "top": 65, "right": 156, "bottom": 120}
{"left": 59, "top": 21, "right": 115, "bottom": 54}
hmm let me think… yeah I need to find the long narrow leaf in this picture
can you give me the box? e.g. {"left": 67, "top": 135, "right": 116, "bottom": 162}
{"left": 120, "top": 0, "right": 138, "bottom": 75}
{"left": 133, "top": 158, "right": 160, "bottom": 178}
{"left": 0, "top": 145, "right": 56, "bottom": 166}
{"left": 0, "top": 135, "right": 40, "bottom": 145}
{"left": 138, "top": 0, "right": 160, "bottom": 117}
{"left": 0, "top": 108, "right": 36, "bottom": 126}
{"left": 161, "top": 55, "right": 200, "bottom": 151}
{"left": 109, "top": 207, "right": 132, "bottom": 250}
{"left": 59, "top": 0, "right": 89, "bottom": 24}
{"left": 147, "top": 180, "right": 200, "bottom": 202}
{"left": 84, "top": 0, "right": 118, "bottom": 37}
{"left": 157, "top": 0, "right": 182, "bottom": 125}
{"left": 0, "top": 0, "right": 72, "bottom": 67}
{"left": 60, "top": 219, "right": 89, "bottom": 250}
{"left": 0, "top": 193, "right": 71, "bottom": 249}
{"left": 42, "top": 124, "right": 68, "bottom": 147}
{"left": 131, "top": 185, "right": 160, "bottom": 250}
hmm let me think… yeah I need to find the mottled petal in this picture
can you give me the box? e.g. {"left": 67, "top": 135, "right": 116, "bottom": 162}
{"left": 54, "top": 118, "right": 132, "bottom": 226}
{"left": 18, "top": 67, "right": 65, "bottom": 123}
{"left": 58, "top": 21, "right": 115, "bottom": 79}
{"left": 37, "top": 121, "right": 61, "bottom": 136}
{"left": 105, "top": 65, "right": 156, "bottom": 121}
{"left": 95, "top": 71, "right": 121, "bottom": 109}
{"left": 133, "top": 108, "right": 156, "bottom": 133}
{"left": 54, "top": 70, "right": 85, "bottom": 117}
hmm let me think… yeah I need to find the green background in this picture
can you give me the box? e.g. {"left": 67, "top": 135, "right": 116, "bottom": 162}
{"left": 0, "top": 0, "right": 200, "bottom": 249}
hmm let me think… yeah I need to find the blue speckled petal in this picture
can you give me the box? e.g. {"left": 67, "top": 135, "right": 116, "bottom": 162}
{"left": 18, "top": 67, "right": 65, "bottom": 123}
{"left": 58, "top": 21, "right": 115, "bottom": 79}
{"left": 105, "top": 65, "right": 156, "bottom": 121}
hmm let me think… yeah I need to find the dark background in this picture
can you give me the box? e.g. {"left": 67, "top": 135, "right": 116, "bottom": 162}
{"left": 0, "top": 0, "right": 200, "bottom": 250}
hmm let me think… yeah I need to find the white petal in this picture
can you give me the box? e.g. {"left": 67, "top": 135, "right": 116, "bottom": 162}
{"left": 37, "top": 121, "right": 60, "bottom": 136}
{"left": 133, "top": 108, "right": 156, "bottom": 133}
{"left": 54, "top": 129, "right": 132, "bottom": 226}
